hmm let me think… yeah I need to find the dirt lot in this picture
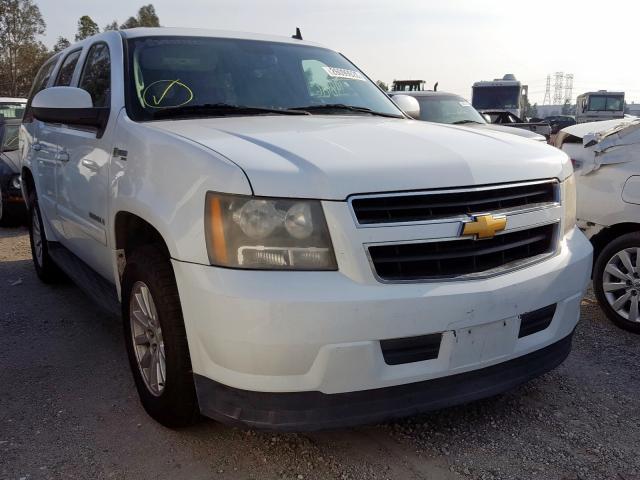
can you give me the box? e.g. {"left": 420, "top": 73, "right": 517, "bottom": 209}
{"left": 1, "top": 226, "right": 639, "bottom": 480}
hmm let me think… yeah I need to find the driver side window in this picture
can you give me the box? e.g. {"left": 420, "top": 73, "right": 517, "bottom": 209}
{"left": 79, "top": 43, "right": 111, "bottom": 108}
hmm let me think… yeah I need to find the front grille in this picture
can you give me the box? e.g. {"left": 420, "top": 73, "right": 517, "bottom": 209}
{"left": 368, "top": 224, "right": 556, "bottom": 281}
{"left": 351, "top": 181, "right": 557, "bottom": 225}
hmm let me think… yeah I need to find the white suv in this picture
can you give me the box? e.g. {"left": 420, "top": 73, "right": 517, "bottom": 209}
{"left": 20, "top": 28, "right": 592, "bottom": 430}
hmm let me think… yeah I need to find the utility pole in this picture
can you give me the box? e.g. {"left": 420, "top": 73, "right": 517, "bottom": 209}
{"left": 543, "top": 75, "right": 552, "bottom": 105}
{"left": 564, "top": 74, "right": 574, "bottom": 104}
{"left": 553, "top": 72, "right": 564, "bottom": 105}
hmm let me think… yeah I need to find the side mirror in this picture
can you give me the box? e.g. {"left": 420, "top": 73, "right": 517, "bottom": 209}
{"left": 392, "top": 94, "right": 420, "bottom": 119}
{"left": 32, "top": 87, "right": 109, "bottom": 136}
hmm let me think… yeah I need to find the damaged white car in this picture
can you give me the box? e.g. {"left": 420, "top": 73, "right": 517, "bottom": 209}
{"left": 557, "top": 119, "right": 640, "bottom": 332}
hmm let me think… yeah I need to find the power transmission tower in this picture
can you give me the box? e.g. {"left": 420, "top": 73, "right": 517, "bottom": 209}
{"left": 564, "top": 74, "right": 574, "bottom": 103}
{"left": 543, "top": 75, "right": 552, "bottom": 105}
{"left": 553, "top": 72, "right": 564, "bottom": 105}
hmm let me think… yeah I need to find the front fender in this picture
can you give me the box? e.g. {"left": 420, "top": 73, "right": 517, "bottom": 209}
{"left": 109, "top": 113, "right": 252, "bottom": 264}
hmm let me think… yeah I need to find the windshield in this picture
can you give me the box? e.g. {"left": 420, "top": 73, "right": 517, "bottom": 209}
{"left": 0, "top": 102, "right": 26, "bottom": 120}
{"left": 413, "top": 95, "right": 486, "bottom": 124}
{"left": 472, "top": 86, "right": 520, "bottom": 110}
{"left": 1, "top": 124, "right": 19, "bottom": 152}
{"left": 588, "top": 95, "right": 624, "bottom": 112}
{"left": 126, "top": 37, "right": 402, "bottom": 120}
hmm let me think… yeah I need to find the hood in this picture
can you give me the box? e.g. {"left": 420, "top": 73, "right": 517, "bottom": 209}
{"left": 0, "top": 150, "right": 20, "bottom": 173}
{"left": 148, "top": 116, "right": 567, "bottom": 199}
{"left": 471, "top": 123, "right": 546, "bottom": 141}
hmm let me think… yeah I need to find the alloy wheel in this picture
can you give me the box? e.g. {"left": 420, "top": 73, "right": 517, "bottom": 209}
{"left": 602, "top": 247, "right": 640, "bottom": 323}
{"left": 129, "top": 281, "right": 166, "bottom": 396}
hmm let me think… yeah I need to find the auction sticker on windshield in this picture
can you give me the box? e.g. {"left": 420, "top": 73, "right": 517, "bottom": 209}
{"left": 322, "top": 67, "right": 366, "bottom": 81}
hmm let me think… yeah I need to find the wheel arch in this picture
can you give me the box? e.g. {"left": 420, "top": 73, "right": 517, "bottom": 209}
{"left": 590, "top": 222, "right": 640, "bottom": 266}
{"left": 21, "top": 167, "right": 35, "bottom": 205}
{"left": 114, "top": 211, "right": 171, "bottom": 260}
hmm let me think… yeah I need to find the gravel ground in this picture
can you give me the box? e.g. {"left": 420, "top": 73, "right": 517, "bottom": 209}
{"left": 1, "top": 226, "right": 639, "bottom": 480}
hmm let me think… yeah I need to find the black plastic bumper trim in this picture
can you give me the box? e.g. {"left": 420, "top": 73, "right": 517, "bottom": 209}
{"left": 380, "top": 333, "right": 442, "bottom": 365}
{"left": 519, "top": 303, "right": 557, "bottom": 338}
{"left": 194, "top": 331, "right": 573, "bottom": 432}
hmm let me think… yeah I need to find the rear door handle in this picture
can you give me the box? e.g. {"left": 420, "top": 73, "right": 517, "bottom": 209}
{"left": 81, "top": 159, "right": 99, "bottom": 171}
{"left": 55, "top": 151, "right": 70, "bottom": 162}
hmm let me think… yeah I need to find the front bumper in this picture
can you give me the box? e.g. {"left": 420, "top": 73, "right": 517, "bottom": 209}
{"left": 194, "top": 331, "right": 573, "bottom": 431}
{"left": 172, "top": 228, "right": 592, "bottom": 426}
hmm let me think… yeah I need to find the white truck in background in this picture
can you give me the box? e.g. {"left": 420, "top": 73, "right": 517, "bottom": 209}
{"left": 576, "top": 91, "right": 625, "bottom": 124}
{"left": 472, "top": 74, "right": 529, "bottom": 119}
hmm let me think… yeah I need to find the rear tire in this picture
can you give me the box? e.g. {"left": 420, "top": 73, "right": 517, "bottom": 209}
{"left": 593, "top": 232, "right": 640, "bottom": 334}
{"left": 122, "top": 245, "right": 200, "bottom": 427}
{"left": 28, "top": 193, "right": 64, "bottom": 283}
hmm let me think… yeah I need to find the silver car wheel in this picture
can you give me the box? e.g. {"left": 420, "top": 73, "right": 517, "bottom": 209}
{"left": 130, "top": 281, "right": 166, "bottom": 396}
{"left": 32, "top": 207, "right": 43, "bottom": 267}
{"left": 603, "top": 247, "right": 640, "bottom": 323}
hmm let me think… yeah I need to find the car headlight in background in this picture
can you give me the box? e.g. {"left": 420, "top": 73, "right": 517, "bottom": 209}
{"left": 204, "top": 192, "right": 338, "bottom": 270}
{"left": 562, "top": 174, "right": 576, "bottom": 235}
{"left": 10, "top": 175, "right": 21, "bottom": 190}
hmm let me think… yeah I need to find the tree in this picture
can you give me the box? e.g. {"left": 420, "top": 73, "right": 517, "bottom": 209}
{"left": 13, "top": 40, "right": 49, "bottom": 93}
{"left": 523, "top": 95, "right": 534, "bottom": 119}
{"left": 137, "top": 4, "right": 159, "bottom": 27}
{"left": 0, "top": 0, "right": 47, "bottom": 97}
{"left": 120, "top": 4, "right": 160, "bottom": 29}
{"left": 52, "top": 36, "right": 70, "bottom": 52}
{"left": 120, "top": 16, "right": 138, "bottom": 29}
{"left": 103, "top": 20, "right": 119, "bottom": 31}
{"left": 75, "top": 15, "right": 99, "bottom": 41}
{"left": 376, "top": 80, "right": 389, "bottom": 91}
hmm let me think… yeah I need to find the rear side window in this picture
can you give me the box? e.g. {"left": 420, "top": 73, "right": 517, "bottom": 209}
{"left": 29, "top": 57, "right": 58, "bottom": 98}
{"left": 79, "top": 43, "right": 111, "bottom": 107}
{"left": 23, "top": 55, "right": 60, "bottom": 123}
{"left": 55, "top": 50, "right": 82, "bottom": 86}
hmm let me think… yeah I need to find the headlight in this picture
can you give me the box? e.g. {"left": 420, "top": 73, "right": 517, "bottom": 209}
{"left": 562, "top": 174, "right": 576, "bottom": 235}
{"left": 204, "top": 192, "right": 338, "bottom": 270}
{"left": 10, "top": 175, "right": 21, "bottom": 190}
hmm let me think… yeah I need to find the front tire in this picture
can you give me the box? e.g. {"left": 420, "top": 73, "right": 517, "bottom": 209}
{"left": 122, "top": 245, "right": 200, "bottom": 427}
{"left": 593, "top": 232, "right": 640, "bottom": 334}
{"left": 28, "top": 194, "right": 64, "bottom": 283}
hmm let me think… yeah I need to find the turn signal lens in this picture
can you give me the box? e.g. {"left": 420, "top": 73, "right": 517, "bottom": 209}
{"left": 562, "top": 175, "right": 576, "bottom": 235}
{"left": 204, "top": 192, "right": 337, "bottom": 270}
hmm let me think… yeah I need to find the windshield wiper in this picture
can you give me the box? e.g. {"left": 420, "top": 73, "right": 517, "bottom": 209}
{"left": 290, "top": 104, "right": 403, "bottom": 118}
{"left": 152, "top": 103, "right": 310, "bottom": 120}
{"left": 452, "top": 120, "right": 483, "bottom": 125}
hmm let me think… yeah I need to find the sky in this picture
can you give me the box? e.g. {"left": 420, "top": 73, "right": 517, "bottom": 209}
{"left": 38, "top": 0, "right": 640, "bottom": 104}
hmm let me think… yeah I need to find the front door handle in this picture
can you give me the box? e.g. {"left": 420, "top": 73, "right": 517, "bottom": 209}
{"left": 81, "top": 159, "right": 99, "bottom": 171}
{"left": 55, "top": 151, "right": 70, "bottom": 162}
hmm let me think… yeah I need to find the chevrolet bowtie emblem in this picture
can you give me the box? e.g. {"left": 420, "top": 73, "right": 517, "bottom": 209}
{"left": 462, "top": 214, "right": 507, "bottom": 239}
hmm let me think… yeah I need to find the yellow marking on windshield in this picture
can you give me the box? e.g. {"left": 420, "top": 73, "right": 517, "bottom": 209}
{"left": 142, "top": 80, "right": 194, "bottom": 109}
{"left": 153, "top": 79, "right": 180, "bottom": 106}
